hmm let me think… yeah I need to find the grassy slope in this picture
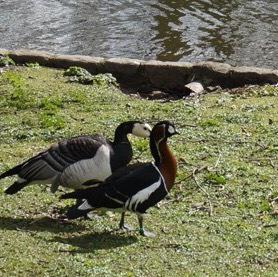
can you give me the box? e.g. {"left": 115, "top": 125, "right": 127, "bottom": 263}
{"left": 0, "top": 66, "right": 277, "bottom": 276}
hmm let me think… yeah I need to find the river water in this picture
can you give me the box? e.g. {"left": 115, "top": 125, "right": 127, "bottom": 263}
{"left": 0, "top": 0, "right": 277, "bottom": 68}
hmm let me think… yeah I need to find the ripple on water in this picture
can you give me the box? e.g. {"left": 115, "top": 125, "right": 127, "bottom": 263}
{"left": 0, "top": 0, "right": 277, "bottom": 68}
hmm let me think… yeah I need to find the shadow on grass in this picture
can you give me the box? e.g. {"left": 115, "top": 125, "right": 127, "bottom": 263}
{"left": 52, "top": 231, "right": 138, "bottom": 252}
{"left": 0, "top": 216, "right": 86, "bottom": 233}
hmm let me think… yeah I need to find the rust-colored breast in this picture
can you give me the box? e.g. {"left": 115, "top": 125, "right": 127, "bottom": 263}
{"left": 158, "top": 140, "right": 177, "bottom": 191}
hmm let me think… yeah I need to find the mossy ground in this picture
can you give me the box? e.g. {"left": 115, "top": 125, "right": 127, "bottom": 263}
{"left": 0, "top": 66, "right": 277, "bottom": 276}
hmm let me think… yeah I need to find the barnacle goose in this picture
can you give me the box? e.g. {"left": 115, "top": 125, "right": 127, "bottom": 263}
{"left": 0, "top": 121, "right": 151, "bottom": 194}
{"left": 61, "top": 121, "right": 179, "bottom": 237}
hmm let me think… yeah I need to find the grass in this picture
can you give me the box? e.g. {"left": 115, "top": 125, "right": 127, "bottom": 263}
{"left": 0, "top": 66, "right": 277, "bottom": 276}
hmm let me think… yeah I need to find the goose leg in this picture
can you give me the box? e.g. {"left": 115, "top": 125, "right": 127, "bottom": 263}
{"left": 137, "top": 214, "right": 156, "bottom": 237}
{"left": 119, "top": 211, "right": 134, "bottom": 231}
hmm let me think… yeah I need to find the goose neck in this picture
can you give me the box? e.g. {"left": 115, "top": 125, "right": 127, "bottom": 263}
{"left": 113, "top": 127, "right": 129, "bottom": 145}
{"left": 150, "top": 136, "right": 177, "bottom": 191}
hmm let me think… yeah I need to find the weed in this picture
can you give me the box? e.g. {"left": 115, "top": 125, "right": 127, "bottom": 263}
{"left": 64, "top": 66, "right": 118, "bottom": 86}
{"left": 0, "top": 56, "right": 15, "bottom": 67}
{"left": 26, "top": 62, "right": 40, "bottom": 69}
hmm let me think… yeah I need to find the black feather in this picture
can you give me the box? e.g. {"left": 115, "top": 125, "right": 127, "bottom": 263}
{"left": 60, "top": 190, "right": 89, "bottom": 200}
{"left": 66, "top": 202, "right": 92, "bottom": 219}
{"left": 0, "top": 164, "right": 23, "bottom": 179}
{"left": 5, "top": 181, "right": 28, "bottom": 195}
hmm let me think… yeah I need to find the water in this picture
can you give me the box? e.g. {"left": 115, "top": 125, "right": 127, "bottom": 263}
{"left": 0, "top": 0, "right": 277, "bottom": 68}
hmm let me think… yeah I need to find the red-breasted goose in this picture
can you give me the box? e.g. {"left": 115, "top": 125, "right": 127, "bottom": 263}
{"left": 0, "top": 121, "right": 151, "bottom": 194}
{"left": 60, "top": 121, "right": 179, "bottom": 237}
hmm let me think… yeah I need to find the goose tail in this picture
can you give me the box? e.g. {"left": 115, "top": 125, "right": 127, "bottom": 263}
{"left": 5, "top": 180, "right": 28, "bottom": 194}
{"left": 66, "top": 201, "right": 93, "bottom": 219}
{"left": 0, "top": 163, "right": 23, "bottom": 179}
{"left": 60, "top": 190, "right": 86, "bottom": 200}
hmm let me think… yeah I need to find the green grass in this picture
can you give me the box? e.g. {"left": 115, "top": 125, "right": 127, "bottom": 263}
{"left": 0, "top": 66, "right": 277, "bottom": 276}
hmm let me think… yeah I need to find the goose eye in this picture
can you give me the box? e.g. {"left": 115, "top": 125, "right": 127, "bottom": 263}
{"left": 143, "top": 124, "right": 151, "bottom": 132}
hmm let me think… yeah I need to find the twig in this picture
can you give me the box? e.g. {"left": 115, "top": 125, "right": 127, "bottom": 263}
{"left": 272, "top": 196, "right": 278, "bottom": 203}
{"left": 245, "top": 157, "right": 278, "bottom": 161}
{"left": 175, "top": 165, "right": 208, "bottom": 192}
{"left": 29, "top": 217, "right": 45, "bottom": 225}
{"left": 244, "top": 157, "right": 277, "bottom": 168}
{"left": 157, "top": 196, "right": 183, "bottom": 207}
{"left": 214, "top": 153, "right": 222, "bottom": 168}
{"left": 270, "top": 159, "right": 276, "bottom": 169}
{"left": 181, "top": 138, "right": 274, "bottom": 150}
{"left": 178, "top": 123, "right": 198, "bottom": 128}
{"left": 183, "top": 138, "right": 252, "bottom": 145}
{"left": 192, "top": 168, "right": 213, "bottom": 216}
{"left": 263, "top": 224, "right": 277, "bottom": 228}
{"left": 182, "top": 165, "right": 208, "bottom": 181}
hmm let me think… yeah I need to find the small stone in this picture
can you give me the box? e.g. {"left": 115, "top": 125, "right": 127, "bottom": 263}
{"left": 149, "top": 90, "right": 168, "bottom": 99}
{"left": 140, "top": 90, "right": 168, "bottom": 100}
{"left": 206, "top": 85, "right": 221, "bottom": 92}
{"left": 184, "top": 81, "right": 204, "bottom": 95}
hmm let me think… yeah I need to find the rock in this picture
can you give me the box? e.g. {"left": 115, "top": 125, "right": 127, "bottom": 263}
{"left": 148, "top": 90, "right": 169, "bottom": 99}
{"left": 7, "top": 49, "right": 51, "bottom": 65}
{"left": 141, "top": 60, "right": 192, "bottom": 94}
{"left": 206, "top": 85, "right": 222, "bottom": 92}
{"left": 104, "top": 58, "right": 141, "bottom": 80}
{"left": 0, "top": 49, "right": 278, "bottom": 94}
{"left": 139, "top": 90, "right": 169, "bottom": 100}
{"left": 184, "top": 81, "right": 204, "bottom": 95}
{"left": 50, "top": 54, "right": 105, "bottom": 74}
{"left": 229, "top": 66, "right": 278, "bottom": 87}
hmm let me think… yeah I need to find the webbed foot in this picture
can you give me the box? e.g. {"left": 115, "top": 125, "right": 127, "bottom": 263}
{"left": 119, "top": 223, "right": 135, "bottom": 231}
{"left": 139, "top": 228, "right": 156, "bottom": 237}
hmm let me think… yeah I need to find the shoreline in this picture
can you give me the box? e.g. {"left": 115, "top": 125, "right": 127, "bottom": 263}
{"left": 1, "top": 48, "right": 277, "bottom": 94}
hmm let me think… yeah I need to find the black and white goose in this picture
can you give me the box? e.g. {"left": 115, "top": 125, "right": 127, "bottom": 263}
{"left": 61, "top": 121, "right": 179, "bottom": 237}
{"left": 0, "top": 121, "right": 151, "bottom": 194}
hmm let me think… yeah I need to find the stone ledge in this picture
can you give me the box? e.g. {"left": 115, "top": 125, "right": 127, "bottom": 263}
{"left": 1, "top": 49, "right": 277, "bottom": 94}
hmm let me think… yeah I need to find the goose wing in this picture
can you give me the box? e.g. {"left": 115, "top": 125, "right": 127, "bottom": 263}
{"left": 53, "top": 135, "right": 109, "bottom": 162}
{"left": 7, "top": 135, "right": 110, "bottom": 189}
{"left": 103, "top": 163, "right": 167, "bottom": 212}
{"left": 57, "top": 135, "right": 114, "bottom": 189}
{"left": 62, "top": 163, "right": 168, "bottom": 213}
{"left": 80, "top": 162, "right": 145, "bottom": 188}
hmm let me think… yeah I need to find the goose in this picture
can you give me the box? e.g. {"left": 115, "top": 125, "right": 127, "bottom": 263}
{"left": 0, "top": 121, "right": 151, "bottom": 194}
{"left": 60, "top": 121, "right": 179, "bottom": 237}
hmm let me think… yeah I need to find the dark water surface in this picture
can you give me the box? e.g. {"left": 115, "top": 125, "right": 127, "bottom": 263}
{"left": 0, "top": 0, "right": 277, "bottom": 68}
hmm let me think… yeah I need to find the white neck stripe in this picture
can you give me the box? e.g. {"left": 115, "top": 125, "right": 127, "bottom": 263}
{"left": 151, "top": 162, "right": 168, "bottom": 194}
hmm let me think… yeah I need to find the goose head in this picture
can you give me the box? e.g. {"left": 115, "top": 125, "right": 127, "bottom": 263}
{"left": 113, "top": 121, "right": 151, "bottom": 144}
{"left": 151, "top": 121, "right": 179, "bottom": 143}
{"left": 131, "top": 121, "right": 152, "bottom": 138}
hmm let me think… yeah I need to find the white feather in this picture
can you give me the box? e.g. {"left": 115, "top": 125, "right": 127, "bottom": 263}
{"left": 105, "top": 193, "right": 124, "bottom": 205}
{"left": 60, "top": 145, "right": 112, "bottom": 189}
{"left": 125, "top": 178, "right": 161, "bottom": 210}
{"left": 132, "top": 123, "right": 151, "bottom": 138}
{"left": 78, "top": 200, "right": 93, "bottom": 210}
{"left": 17, "top": 177, "right": 26, "bottom": 183}
{"left": 168, "top": 125, "right": 175, "bottom": 134}
{"left": 151, "top": 162, "right": 168, "bottom": 193}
